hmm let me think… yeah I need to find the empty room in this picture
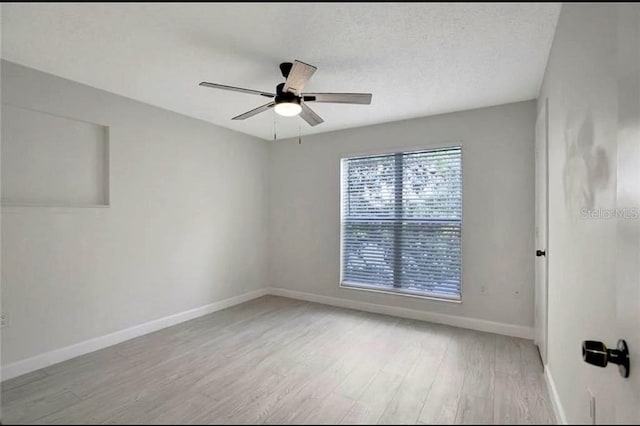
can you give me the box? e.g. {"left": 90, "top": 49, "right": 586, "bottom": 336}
{"left": 1, "top": 2, "right": 638, "bottom": 425}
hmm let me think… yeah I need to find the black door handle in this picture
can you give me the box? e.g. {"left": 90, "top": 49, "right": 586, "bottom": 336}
{"left": 536, "top": 250, "right": 546, "bottom": 257}
{"left": 582, "top": 339, "right": 630, "bottom": 378}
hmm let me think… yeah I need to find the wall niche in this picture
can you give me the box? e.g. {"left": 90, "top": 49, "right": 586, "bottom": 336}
{"left": 1, "top": 104, "right": 109, "bottom": 207}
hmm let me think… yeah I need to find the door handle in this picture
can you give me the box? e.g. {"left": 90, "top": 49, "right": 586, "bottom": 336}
{"left": 536, "top": 250, "right": 546, "bottom": 257}
{"left": 582, "top": 339, "right": 630, "bottom": 378}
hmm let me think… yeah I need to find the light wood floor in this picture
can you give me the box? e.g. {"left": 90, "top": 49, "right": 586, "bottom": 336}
{"left": 1, "top": 296, "right": 555, "bottom": 424}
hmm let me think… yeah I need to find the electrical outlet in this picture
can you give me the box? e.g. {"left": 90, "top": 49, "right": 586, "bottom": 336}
{"left": 588, "top": 389, "right": 596, "bottom": 425}
{"left": 0, "top": 313, "right": 9, "bottom": 329}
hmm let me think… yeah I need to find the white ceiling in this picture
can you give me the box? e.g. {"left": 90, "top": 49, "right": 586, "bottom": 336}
{"left": 1, "top": 3, "right": 560, "bottom": 140}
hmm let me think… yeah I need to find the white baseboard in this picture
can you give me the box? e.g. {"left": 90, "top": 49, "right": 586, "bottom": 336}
{"left": 2, "top": 286, "right": 535, "bottom": 382}
{"left": 544, "top": 366, "right": 568, "bottom": 425}
{"left": 268, "top": 287, "right": 534, "bottom": 339}
{"left": 1, "top": 288, "right": 269, "bottom": 382}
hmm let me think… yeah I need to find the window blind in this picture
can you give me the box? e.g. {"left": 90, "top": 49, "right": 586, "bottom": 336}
{"left": 341, "top": 147, "right": 462, "bottom": 300}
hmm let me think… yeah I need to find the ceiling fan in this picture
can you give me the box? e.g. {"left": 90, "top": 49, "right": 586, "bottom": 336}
{"left": 199, "top": 60, "right": 372, "bottom": 127}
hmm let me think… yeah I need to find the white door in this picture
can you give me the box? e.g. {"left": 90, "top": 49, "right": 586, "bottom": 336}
{"left": 614, "top": 5, "right": 640, "bottom": 422}
{"left": 534, "top": 98, "right": 549, "bottom": 365}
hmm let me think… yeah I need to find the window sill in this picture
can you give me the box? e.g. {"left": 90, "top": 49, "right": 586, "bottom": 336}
{"left": 0, "top": 203, "right": 111, "bottom": 215}
{"left": 340, "top": 282, "right": 462, "bottom": 304}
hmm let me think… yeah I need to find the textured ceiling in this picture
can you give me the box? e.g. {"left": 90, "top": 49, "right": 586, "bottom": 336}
{"left": 1, "top": 3, "right": 560, "bottom": 140}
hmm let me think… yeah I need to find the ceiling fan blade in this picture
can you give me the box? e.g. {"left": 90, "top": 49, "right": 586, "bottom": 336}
{"left": 302, "top": 93, "right": 372, "bottom": 105}
{"left": 199, "top": 82, "right": 275, "bottom": 98}
{"left": 231, "top": 102, "right": 276, "bottom": 120}
{"left": 283, "top": 60, "right": 317, "bottom": 95}
{"left": 299, "top": 103, "right": 324, "bottom": 127}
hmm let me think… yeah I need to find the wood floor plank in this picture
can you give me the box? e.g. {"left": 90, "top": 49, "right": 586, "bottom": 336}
{"left": 417, "top": 365, "right": 466, "bottom": 424}
{"left": 333, "top": 361, "right": 378, "bottom": 401}
{"left": 520, "top": 339, "right": 545, "bottom": 380}
{"left": 102, "top": 388, "right": 214, "bottom": 425}
{"left": 261, "top": 313, "right": 374, "bottom": 424}
{"left": 417, "top": 329, "right": 475, "bottom": 424}
{"left": 339, "top": 370, "right": 403, "bottom": 424}
{"left": 455, "top": 394, "right": 494, "bottom": 424}
{"left": 461, "top": 331, "right": 496, "bottom": 396}
{"left": 523, "top": 375, "right": 556, "bottom": 424}
{"left": 1, "top": 351, "right": 138, "bottom": 416}
{"left": 1, "top": 296, "right": 555, "bottom": 425}
{"left": 493, "top": 371, "right": 529, "bottom": 424}
{"left": 1, "top": 370, "right": 49, "bottom": 392}
{"left": 493, "top": 371, "right": 556, "bottom": 425}
{"left": 377, "top": 348, "right": 444, "bottom": 424}
{"left": 262, "top": 359, "right": 358, "bottom": 425}
{"left": 299, "top": 392, "right": 356, "bottom": 425}
{"left": 135, "top": 392, "right": 213, "bottom": 425}
{"left": 333, "top": 317, "right": 402, "bottom": 401}
{"left": 206, "top": 363, "right": 314, "bottom": 424}
{"left": 1, "top": 390, "right": 80, "bottom": 424}
{"left": 379, "top": 330, "right": 422, "bottom": 376}
{"left": 495, "top": 335, "right": 523, "bottom": 376}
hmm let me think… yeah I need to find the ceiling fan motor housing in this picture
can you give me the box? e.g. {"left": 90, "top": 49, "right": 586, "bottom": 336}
{"left": 275, "top": 82, "right": 300, "bottom": 105}
{"left": 279, "top": 62, "right": 293, "bottom": 78}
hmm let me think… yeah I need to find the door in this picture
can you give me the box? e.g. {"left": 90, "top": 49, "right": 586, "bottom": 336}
{"left": 614, "top": 5, "right": 640, "bottom": 422}
{"left": 534, "top": 98, "right": 549, "bottom": 365}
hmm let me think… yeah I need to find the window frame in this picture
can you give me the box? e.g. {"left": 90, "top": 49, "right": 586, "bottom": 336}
{"left": 338, "top": 143, "right": 464, "bottom": 304}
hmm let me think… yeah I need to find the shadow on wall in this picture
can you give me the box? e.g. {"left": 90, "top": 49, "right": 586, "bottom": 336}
{"left": 562, "top": 110, "right": 610, "bottom": 219}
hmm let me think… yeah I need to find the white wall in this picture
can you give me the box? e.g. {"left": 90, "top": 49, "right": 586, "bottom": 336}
{"left": 269, "top": 101, "right": 536, "bottom": 330}
{"left": 0, "top": 62, "right": 538, "bottom": 373}
{"left": 1, "top": 61, "right": 269, "bottom": 366}
{"left": 539, "top": 3, "right": 640, "bottom": 423}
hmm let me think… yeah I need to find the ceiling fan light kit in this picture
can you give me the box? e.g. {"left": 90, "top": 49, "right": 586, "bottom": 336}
{"left": 273, "top": 82, "right": 302, "bottom": 117}
{"left": 199, "top": 60, "right": 372, "bottom": 127}
{"left": 274, "top": 102, "right": 302, "bottom": 117}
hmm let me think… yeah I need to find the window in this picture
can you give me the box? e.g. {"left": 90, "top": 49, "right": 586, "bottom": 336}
{"left": 340, "top": 146, "right": 462, "bottom": 300}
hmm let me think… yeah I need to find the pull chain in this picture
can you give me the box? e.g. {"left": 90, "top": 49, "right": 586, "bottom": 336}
{"left": 298, "top": 125, "right": 302, "bottom": 145}
{"left": 273, "top": 116, "right": 277, "bottom": 141}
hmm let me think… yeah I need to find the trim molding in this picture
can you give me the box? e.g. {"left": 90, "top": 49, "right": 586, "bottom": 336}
{"left": 544, "top": 366, "right": 568, "bottom": 425}
{"left": 1, "top": 288, "right": 269, "bottom": 382}
{"left": 2, "top": 286, "right": 536, "bottom": 382}
{"left": 268, "top": 287, "right": 534, "bottom": 339}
